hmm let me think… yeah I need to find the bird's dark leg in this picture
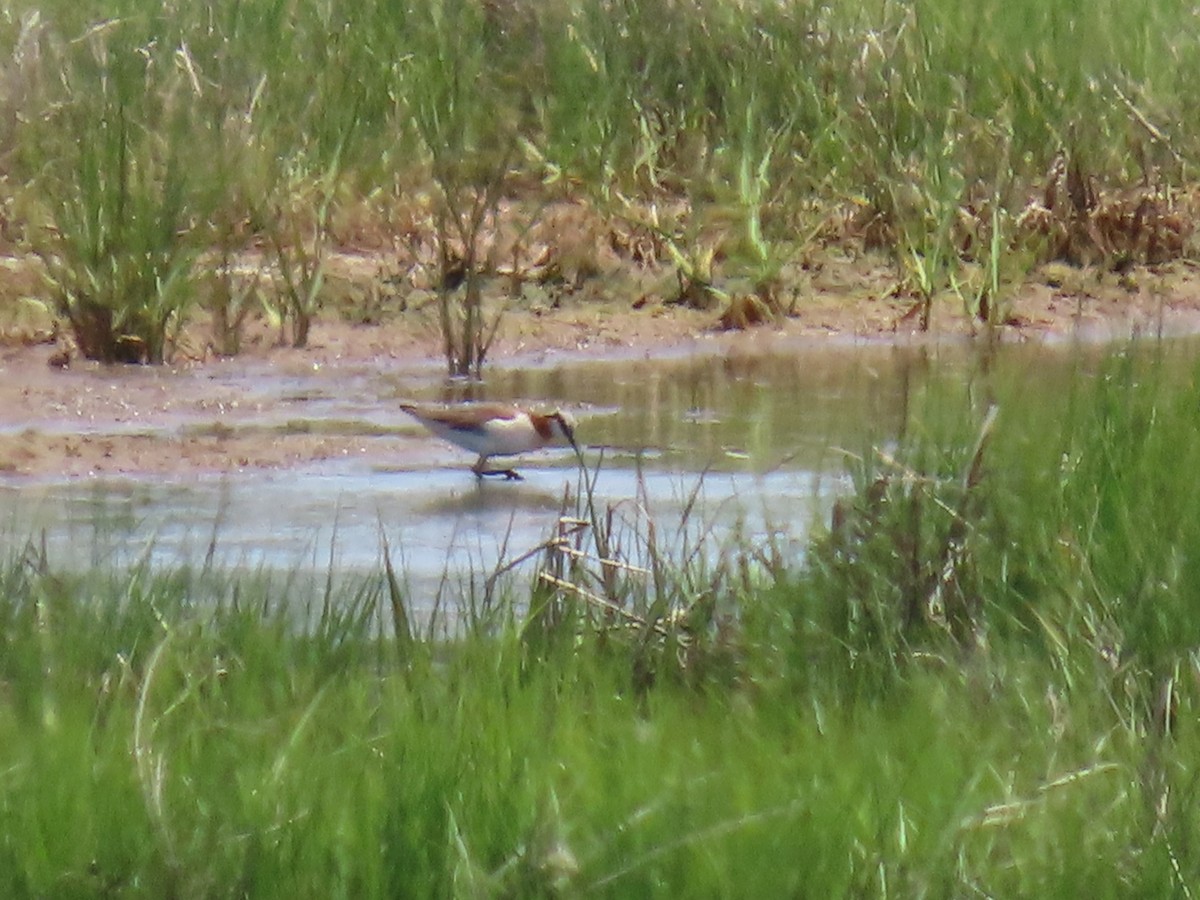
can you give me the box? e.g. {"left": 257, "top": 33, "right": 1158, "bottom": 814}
{"left": 481, "top": 467, "right": 523, "bottom": 481}
{"left": 473, "top": 456, "right": 522, "bottom": 481}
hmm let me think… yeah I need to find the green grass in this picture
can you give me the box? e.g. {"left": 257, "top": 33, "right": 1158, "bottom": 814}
{"left": 2, "top": 345, "right": 1200, "bottom": 895}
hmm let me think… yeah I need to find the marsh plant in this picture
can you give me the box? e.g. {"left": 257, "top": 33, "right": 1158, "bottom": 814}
{"left": 18, "top": 22, "right": 218, "bottom": 363}
{"left": 404, "top": 0, "right": 523, "bottom": 378}
{"left": 250, "top": 13, "right": 370, "bottom": 350}
{"left": 4, "top": 0, "right": 1200, "bottom": 364}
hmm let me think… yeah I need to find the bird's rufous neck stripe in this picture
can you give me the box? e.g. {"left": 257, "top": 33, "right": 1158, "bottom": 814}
{"left": 529, "top": 413, "right": 553, "bottom": 441}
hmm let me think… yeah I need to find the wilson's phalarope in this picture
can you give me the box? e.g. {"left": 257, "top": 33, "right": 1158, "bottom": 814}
{"left": 399, "top": 401, "right": 578, "bottom": 480}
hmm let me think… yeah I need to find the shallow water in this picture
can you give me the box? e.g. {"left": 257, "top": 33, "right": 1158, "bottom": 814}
{"left": 0, "top": 336, "right": 1172, "bottom": 608}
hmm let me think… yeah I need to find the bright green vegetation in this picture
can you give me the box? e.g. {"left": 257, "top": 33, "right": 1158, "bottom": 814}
{"left": 2, "top": 0, "right": 1198, "bottom": 363}
{"left": 2, "top": 345, "right": 1200, "bottom": 896}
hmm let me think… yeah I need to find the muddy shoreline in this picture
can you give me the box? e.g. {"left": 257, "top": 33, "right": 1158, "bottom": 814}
{"left": 3, "top": 254, "right": 1200, "bottom": 479}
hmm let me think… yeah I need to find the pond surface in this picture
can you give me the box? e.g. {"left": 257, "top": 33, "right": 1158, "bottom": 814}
{"left": 0, "top": 336, "right": 1157, "bottom": 609}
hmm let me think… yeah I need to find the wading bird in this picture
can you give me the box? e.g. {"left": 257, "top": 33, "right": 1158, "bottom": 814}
{"left": 399, "top": 401, "right": 578, "bottom": 481}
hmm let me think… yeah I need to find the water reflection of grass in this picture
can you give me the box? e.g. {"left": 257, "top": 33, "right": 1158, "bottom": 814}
{"left": 2, "top": 346, "right": 1199, "bottom": 894}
